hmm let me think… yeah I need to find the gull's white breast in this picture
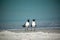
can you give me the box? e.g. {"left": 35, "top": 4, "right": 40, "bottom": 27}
{"left": 25, "top": 22, "right": 29, "bottom": 27}
{"left": 32, "top": 21, "right": 36, "bottom": 27}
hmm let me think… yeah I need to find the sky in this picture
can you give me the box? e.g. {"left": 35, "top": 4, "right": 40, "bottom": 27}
{"left": 0, "top": 0, "right": 60, "bottom": 29}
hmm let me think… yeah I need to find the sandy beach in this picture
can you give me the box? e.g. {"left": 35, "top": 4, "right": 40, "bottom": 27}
{"left": 0, "top": 29, "right": 60, "bottom": 40}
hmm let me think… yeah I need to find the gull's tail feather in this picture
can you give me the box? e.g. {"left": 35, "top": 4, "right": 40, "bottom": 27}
{"left": 22, "top": 24, "right": 25, "bottom": 27}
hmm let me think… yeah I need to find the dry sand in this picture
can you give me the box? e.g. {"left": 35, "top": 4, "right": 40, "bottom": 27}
{"left": 0, "top": 29, "right": 60, "bottom": 40}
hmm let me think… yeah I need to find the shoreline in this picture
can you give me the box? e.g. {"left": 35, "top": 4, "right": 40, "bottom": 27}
{"left": 0, "top": 28, "right": 60, "bottom": 33}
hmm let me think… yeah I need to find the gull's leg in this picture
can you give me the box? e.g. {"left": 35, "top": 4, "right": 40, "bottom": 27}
{"left": 25, "top": 27, "right": 26, "bottom": 31}
{"left": 34, "top": 27, "right": 35, "bottom": 31}
{"left": 32, "top": 27, "right": 35, "bottom": 31}
{"left": 26, "top": 27, "right": 28, "bottom": 31}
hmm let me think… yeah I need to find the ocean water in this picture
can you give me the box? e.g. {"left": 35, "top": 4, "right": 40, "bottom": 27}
{"left": 0, "top": 21, "right": 60, "bottom": 30}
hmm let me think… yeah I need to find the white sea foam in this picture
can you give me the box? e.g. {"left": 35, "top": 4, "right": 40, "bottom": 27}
{"left": 0, "top": 30, "right": 60, "bottom": 40}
